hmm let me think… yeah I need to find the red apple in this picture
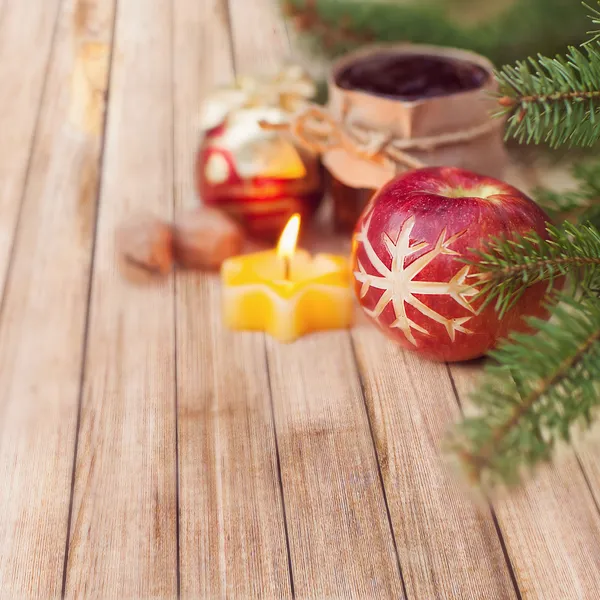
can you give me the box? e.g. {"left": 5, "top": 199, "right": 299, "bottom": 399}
{"left": 352, "top": 166, "right": 558, "bottom": 362}
{"left": 196, "top": 110, "right": 324, "bottom": 241}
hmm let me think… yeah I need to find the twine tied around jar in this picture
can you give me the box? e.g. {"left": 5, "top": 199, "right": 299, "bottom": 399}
{"left": 260, "top": 101, "right": 502, "bottom": 174}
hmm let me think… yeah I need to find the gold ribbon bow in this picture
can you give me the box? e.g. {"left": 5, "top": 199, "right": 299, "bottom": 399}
{"left": 198, "top": 65, "right": 317, "bottom": 131}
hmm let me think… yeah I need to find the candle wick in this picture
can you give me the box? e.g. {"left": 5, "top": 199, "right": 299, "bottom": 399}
{"left": 283, "top": 256, "right": 291, "bottom": 281}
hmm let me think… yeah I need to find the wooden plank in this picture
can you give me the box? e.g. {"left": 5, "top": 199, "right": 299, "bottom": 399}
{"left": 0, "top": 0, "right": 115, "bottom": 597}
{"left": 172, "top": 0, "right": 292, "bottom": 597}
{"left": 175, "top": 282, "right": 292, "bottom": 599}
{"left": 63, "top": 0, "right": 178, "bottom": 596}
{"left": 228, "top": 0, "right": 291, "bottom": 74}
{"left": 0, "top": 0, "right": 61, "bottom": 294}
{"left": 450, "top": 362, "right": 600, "bottom": 599}
{"left": 352, "top": 331, "right": 517, "bottom": 599}
{"left": 574, "top": 424, "right": 600, "bottom": 516}
{"left": 228, "top": 0, "right": 403, "bottom": 596}
{"left": 266, "top": 333, "right": 406, "bottom": 598}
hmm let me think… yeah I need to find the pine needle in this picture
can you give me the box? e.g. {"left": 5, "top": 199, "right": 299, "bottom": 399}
{"left": 584, "top": 1, "right": 600, "bottom": 45}
{"left": 495, "top": 43, "right": 600, "bottom": 148}
{"left": 465, "top": 221, "right": 600, "bottom": 317}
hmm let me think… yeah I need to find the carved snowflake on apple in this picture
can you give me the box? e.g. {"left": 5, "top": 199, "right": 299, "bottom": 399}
{"left": 354, "top": 212, "right": 478, "bottom": 346}
{"left": 352, "top": 167, "right": 558, "bottom": 362}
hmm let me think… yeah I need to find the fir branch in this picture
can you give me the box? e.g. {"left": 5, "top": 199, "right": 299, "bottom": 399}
{"left": 466, "top": 221, "right": 600, "bottom": 317}
{"left": 495, "top": 43, "right": 600, "bottom": 148}
{"left": 451, "top": 296, "right": 600, "bottom": 487}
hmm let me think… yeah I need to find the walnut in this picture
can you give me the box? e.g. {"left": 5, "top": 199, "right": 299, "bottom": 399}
{"left": 116, "top": 212, "right": 174, "bottom": 276}
{"left": 173, "top": 207, "right": 244, "bottom": 270}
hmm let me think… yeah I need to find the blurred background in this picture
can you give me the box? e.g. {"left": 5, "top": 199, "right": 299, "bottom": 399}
{"left": 284, "top": 0, "right": 588, "bottom": 67}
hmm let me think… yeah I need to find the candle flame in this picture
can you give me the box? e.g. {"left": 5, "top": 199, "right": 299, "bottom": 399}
{"left": 276, "top": 213, "right": 301, "bottom": 259}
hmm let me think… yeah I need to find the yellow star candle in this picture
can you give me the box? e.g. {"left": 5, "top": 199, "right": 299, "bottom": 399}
{"left": 221, "top": 214, "right": 354, "bottom": 342}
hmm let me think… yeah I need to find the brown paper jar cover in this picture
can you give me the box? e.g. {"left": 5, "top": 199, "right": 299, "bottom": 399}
{"left": 293, "top": 44, "right": 509, "bottom": 231}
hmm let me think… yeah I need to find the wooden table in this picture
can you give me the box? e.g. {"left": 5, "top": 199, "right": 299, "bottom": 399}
{"left": 2, "top": 0, "right": 600, "bottom": 598}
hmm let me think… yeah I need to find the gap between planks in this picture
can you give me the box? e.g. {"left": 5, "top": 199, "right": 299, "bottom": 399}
{"left": 170, "top": 0, "right": 182, "bottom": 596}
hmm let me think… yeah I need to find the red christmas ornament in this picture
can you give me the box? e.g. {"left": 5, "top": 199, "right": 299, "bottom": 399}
{"left": 352, "top": 167, "right": 558, "bottom": 362}
{"left": 196, "top": 67, "right": 325, "bottom": 241}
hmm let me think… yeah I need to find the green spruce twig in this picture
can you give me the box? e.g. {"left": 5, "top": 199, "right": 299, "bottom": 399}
{"left": 494, "top": 2, "right": 600, "bottom": 149}
{"left": 451, "top": 297, "right": 600, "bottom": 487}
{"left": 495, "top": 43, "right": 600, "bottom": 148}
{"left": 465, "top": 221, "right": 600, "bottom": 317}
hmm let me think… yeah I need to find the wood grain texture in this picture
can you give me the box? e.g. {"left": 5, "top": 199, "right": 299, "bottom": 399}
{"left": 574, "top": 424, "right": 600, "bottom": 523}
{"left": 175, "top": 280, "right": 292, "bottom": 599}
{"left": 451, "top": 362, "right": 600, "bottom": 599}
{"left": 63, "top": 0, "right": 178, "bottom": 596}
{"left": 228, "top": 0, "right": 291, "bottom": 74}
{"left": 173, "top": 0, "right": 292, "bottom": 597}
{"left": 352, "top": 330, "right": 517, "bottom": 600}
{"left": 0, "top": 1, "right": 115, "bottom": 597}
{"left": 0, "top": 0, "right": 61, "bottom": 294}
{"left": 266, "top": 333, "right": 406, "bottom": 599}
